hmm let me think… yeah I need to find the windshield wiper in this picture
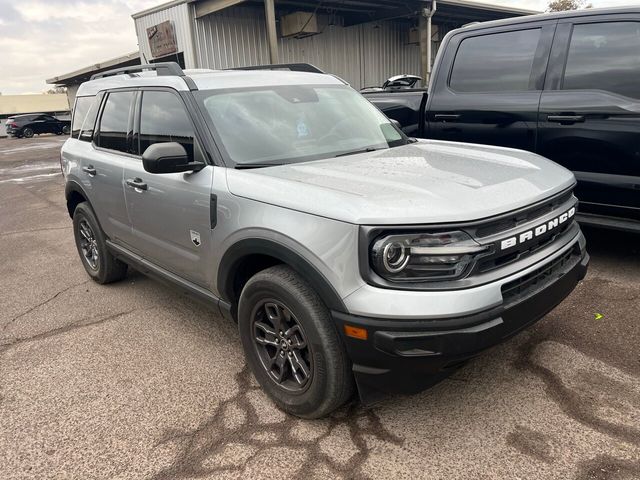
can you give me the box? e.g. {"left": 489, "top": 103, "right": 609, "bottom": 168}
{"left": 335, "top": 147, "right": 383, "bottom": 158}
{"left": 235, "top": 163, "right": 282, "bottom": 169}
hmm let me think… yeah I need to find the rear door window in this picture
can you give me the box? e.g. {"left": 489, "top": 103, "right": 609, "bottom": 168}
{"left": 562, "top": 21, "right": 640, "bottom": 99}
{"left": 449, "top": 29, "right": 542, "bottom": 92}
{"left": 97, "top": 91, "right": 134, "bottom": 153}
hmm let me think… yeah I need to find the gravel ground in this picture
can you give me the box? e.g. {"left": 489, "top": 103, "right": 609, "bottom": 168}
{"left": 0, "top": 135, "right": 638, "bottom": 480}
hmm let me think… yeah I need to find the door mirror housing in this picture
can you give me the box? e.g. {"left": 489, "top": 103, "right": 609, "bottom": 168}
{"left": 142, "top": 142, "right": 205, "bottom": 174}
{"left": 389, "top": 118, "right": 402, "bottom": 130}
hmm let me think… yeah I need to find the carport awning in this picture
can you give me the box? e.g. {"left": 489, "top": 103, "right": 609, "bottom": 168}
{"left": 193, "top": 0, "right": 539, "bottom": 25}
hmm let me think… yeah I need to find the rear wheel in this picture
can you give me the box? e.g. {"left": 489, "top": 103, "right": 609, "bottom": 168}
{"left": 72, "top": 202, "right": 128, "bottom": 284}
{"left": 22, "top": 128, "right": 34, "bottom": 138}
{"left": 238, "top": 265, "right": 354, "bottom": 419}
{"left": 62, "top": 125, "right": 70, "bottom": 135}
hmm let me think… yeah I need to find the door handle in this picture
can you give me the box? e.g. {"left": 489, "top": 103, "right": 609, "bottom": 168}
{"left": 82, "top": 165, "right": 96, "bottom": 176}
{"left": 125, "top": 178, "right": 148, "bottom": 191}
{"left": 434, "top": 114, "right": 461, "bottom": 122}
{"left": 547, "top": 114, "right": 585, "bottom": 124}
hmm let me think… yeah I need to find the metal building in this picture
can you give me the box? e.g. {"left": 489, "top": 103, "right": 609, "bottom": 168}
{"left": 132, "top": 0, "right": 537, "bottom": 90}
{"left": 46, "top": 52, "right": 141, "bottom": 107}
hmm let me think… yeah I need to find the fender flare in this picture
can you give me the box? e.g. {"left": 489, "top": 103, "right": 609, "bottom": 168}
{"left": 64, "top": 180, "right": 97, "bottom": 219}
{"left": 217, "top": 238, "right": 347, "bottom": 314}
{"left": 65, "top": 180, "right": 86, "bottom": 214}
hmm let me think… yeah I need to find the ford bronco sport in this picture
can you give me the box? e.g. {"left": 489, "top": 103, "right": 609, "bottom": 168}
{"left": 62, "top": 62, "right": 589, "bottom": 418}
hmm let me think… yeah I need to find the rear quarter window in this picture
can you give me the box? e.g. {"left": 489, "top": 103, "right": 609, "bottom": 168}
{"left": 77, "top": 94, "right": 103, "bottom": 142}
{"left": 72, "top": 96, "right": 93, "bottom": 138}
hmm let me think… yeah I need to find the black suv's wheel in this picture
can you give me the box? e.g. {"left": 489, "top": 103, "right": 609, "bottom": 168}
{"left": 72, "top": 202, "right": 128, "bottom": 284}
{"left": 238, "top": 265, "right": 354, "bottom": 419}
{"left": 62, "top": 125, "right": 70, "bottom": 135}
{"left": 22, "top": 128, "right": 34, "bottom": 138}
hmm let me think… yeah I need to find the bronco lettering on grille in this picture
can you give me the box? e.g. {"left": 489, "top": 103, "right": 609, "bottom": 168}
{"left": 500, "top": 207, "right": 575, "bottom": 251}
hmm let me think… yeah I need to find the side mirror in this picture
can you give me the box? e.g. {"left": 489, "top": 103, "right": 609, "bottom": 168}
{"left": 390, "top": 118, "right": 402, "bottom": 130}
{"left": 142, "top": 142, "right": 205, "bottom": 174}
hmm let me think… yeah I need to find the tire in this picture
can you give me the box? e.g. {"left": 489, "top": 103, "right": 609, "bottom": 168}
{"left": 22, "top": 127, "right": 34, "bottom": 138}
{"left": 72, "top": 202, "right": 128, "bottom": 284}
{"left": 238, "top": 265, "right": 354, "bottom": 419}
{"left": 62, "top": 125, "right": 70, "bottom": 135}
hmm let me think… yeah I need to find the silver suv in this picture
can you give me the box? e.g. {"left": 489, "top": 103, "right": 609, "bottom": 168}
{"left": 62, "top": 63, "right": 589, "bottom": 418}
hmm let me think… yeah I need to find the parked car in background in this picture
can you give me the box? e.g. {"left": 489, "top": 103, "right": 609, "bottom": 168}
{"left": 360, "top": 74, "right": 423, "bottom": 93}
{"left": 5, "top": 113, "right": 71, "bottom": 138}
{"left": 365, "top": 7, "right": 640, "bottom": 233}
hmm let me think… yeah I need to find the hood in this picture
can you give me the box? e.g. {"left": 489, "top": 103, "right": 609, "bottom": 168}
{"left": 225, "top": 140, "right": 576, "bottom": 225}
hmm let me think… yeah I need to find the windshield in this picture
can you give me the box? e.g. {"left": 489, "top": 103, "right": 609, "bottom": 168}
{"left": 196, "top": 85, "right": 407, "bottom": 166}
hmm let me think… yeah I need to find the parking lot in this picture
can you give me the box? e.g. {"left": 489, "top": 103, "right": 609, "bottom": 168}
{"left": 0, "top": 134, "right": 638, "bottom": 480}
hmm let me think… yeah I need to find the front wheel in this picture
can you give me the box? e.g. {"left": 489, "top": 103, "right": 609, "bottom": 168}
{"left": 62, "top": 125, "right": 70, "bottom": 135}
{"left": 238, "top": 265, "right": 354, "bottom": 419}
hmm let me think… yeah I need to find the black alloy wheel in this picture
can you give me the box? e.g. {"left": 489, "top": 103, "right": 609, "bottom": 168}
{"left": 77, "top": 218, "right": 99, "bottom": 271}
{"left": 72, "top": 202, "right": 128, "bottom": 284}
{"left": 238, "top": 265, "right": 355, "bottom": 418}
{"left": 251, "top": 299, "right": 313, "bottom": 392}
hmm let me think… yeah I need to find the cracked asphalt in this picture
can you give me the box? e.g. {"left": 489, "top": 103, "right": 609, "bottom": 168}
{"left": 0, "top": 135, "right": 639, "bottom": 480}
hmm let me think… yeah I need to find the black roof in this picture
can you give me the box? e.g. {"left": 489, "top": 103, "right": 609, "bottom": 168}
{"left": 9, "top": 113, "right": 43, "bottom": 119}
{"left": 460, "top": 5, "right": 640, "bottom": 33}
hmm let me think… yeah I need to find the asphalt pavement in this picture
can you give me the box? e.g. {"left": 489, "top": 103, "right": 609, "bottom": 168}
{"left": 0, "top": 135, "right": 638, "bottom": 480}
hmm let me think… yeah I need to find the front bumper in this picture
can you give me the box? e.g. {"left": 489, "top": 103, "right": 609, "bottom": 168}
{"left": 333, "top": 243, "right": 589, "bottom": 403}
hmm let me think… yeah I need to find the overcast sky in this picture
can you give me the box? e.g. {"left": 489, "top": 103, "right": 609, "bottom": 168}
{"left": 0, "top": 0, "right": 634, "bottom": 95}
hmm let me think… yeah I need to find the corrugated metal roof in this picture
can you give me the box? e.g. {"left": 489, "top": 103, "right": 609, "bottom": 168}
{"left": 46, "top": 52, "right": 141, "bottom": 85}
{"left": 132, "top": 0, "right": 190, "bottom": 19}
{"left": 133, "top": 0, "right": 540, "bottom": 22}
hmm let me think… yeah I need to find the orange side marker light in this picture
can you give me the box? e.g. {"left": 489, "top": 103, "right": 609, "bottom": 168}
{"left": 344, "top": 325, "right": 368, "bottom": 340}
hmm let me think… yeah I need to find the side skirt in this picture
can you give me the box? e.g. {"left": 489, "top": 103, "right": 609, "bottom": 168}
{"left": 106, "top": 240, "right": 225, "bottom": 315}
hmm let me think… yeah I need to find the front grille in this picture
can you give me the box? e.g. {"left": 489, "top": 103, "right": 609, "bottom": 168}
{"left": 501, "top": 246, "right": 578, "bottom": 303}
{"left": 474, "top": 189, "right": 574, "bottom": 238}
{"left": 477, "top": 220, "right": 574, "bottom": 273}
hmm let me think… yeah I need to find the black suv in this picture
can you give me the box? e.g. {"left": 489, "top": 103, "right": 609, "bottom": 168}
{"left": 366, "top": 7, "right": 640, "bottom": 233}
{"left": 5, "top": 114, "right": 71, "bottom": 138}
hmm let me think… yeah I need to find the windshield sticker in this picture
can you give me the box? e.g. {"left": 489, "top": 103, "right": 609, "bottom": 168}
{"left": 297, "top": 117, "right": 310, "bottom": 138}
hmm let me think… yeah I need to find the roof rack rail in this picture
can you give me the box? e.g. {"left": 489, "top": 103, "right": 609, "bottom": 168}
{"left": 90, "top": 62, "right": 198, "bottom": 90}
{"left": 90, "top": 62, "right": 185, "bottom": 80}
{"left": 229, "top": 63, "right": 325, "bottom": 74}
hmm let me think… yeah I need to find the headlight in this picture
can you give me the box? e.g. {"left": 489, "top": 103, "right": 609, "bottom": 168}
{"left": 370, "top": 231, "right": 489, "bottom": 282}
